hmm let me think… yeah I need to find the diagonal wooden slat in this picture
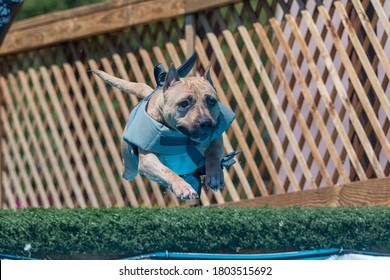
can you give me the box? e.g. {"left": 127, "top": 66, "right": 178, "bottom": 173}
{"left": 195, "top": 34, "right": 263, "bottom": 199}
{"left": 2, "top": 172, "right": 17, "bottom": 209}
{"left": 106, "top": 50, "right": 168, "bottom": 208}
{"left": 195, "top": 37, "right": 257, "bottom": 201}
{"left": 214, "top": 13, "right": 285, "bottom": 195}
{"left": 286, "top": 14, "right": 351, "bottom": 184}
{"left": 94, "top": 55, "right": 157, "bottom": 207}
{"left": 198, "top": 14, "right": 272, "bottom": 196}
{"left": 284, "top": 14, "right": 351, "bottom": 184}
{"left": 4, "top": 73, "right": 63, "bottom": 208}
{"left": 15, "top": 70, "right": 64, "bottom": 208}
{"left": 62, "top": 52, "right": 138, "bottom": 207}
{"left": 351, "top": 0, "right": 390, "bottom": 81}
{"left": 2, "top": 134, "right": 31, "bottom": 208}
{"left": 1, "top": 78, "right": 39, "bottom": 208}
{"left": 249, "top": 22, "right": 309, "bottom": 191}
{"left": 270, "top": 17, "right": 334, "bottom": 188}
{"left": 43, "top": 64, "right": 114, "bottom": 207}
{"left": 370, "top": 0, "right": 390, "bottom": 38}
{"left": 334, "top": 1, "right": 390, "bottom": 168}
{"left": 4, "top": 72, "right": 75, "bottom": 208}
{"left": 216, "top": 11, "right": 286, "bottom": 194}
{"left": 302, "top": 9, "right": 369, "bottom": 181}
{"left": 319, "top": 4, "right": 385, "bottom": 178}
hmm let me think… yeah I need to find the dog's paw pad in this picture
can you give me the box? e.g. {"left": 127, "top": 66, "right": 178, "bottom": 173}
{"left": 205, "top": 170, "right": 224, "bottom": 191}
{"left": 171, "top": 181, "right": 199, "bottom": 200}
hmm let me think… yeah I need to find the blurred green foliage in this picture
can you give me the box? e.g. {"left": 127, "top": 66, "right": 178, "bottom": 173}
{"left": 16, "top": 0, "right": 106, "bottom": 20}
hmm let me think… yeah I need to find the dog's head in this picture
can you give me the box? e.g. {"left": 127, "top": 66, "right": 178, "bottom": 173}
{"left": 161, "top": 65, "right": 221, "bottom": 142}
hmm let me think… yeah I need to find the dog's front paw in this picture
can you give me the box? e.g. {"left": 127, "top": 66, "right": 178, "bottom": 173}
{"left": 171, "top": 179, "right": 199, "bottom": 200}
{"left": 205, "top": 166, "right": 224, "bottom": 191}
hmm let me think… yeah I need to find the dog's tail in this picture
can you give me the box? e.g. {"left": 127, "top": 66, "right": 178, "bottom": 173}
{"left": 92, "top": 70, "right": 152, "bottom": 99}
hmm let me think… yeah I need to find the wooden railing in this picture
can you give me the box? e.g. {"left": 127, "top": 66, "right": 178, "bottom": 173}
{"left": 0, "top": 0, "right": 389, "bottom": 208}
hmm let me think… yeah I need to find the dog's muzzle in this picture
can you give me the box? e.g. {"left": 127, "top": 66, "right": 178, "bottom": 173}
{"left": 178, "top": 118, "right": 216, "bottom": 142}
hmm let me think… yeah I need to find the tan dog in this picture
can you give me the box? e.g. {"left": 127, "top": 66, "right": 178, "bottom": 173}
{"left": 93, "top": 63, "right": 234, "bottom": 200}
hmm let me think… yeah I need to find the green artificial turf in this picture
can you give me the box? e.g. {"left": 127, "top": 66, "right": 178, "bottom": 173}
{"left": 1, "top": 206, "right": 389, "bottom": 259}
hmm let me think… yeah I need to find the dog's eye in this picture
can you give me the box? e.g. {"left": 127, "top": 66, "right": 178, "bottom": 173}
{"left": 207, "top": 97, "right": 217, "bottom": 107}
{"left": 178, "top": 100, "right": 190, "bottom": 109}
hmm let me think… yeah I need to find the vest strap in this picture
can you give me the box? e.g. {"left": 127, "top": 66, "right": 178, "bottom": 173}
{"left": 160, "top": 136, "right": 188, "bottom": 146}
{"left": 186, "top": 141, "right": 206, "bottom": 168}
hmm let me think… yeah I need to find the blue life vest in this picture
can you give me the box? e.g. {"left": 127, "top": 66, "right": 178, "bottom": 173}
{"left": 123, "top": 98, "right": 235, "bottom": 175}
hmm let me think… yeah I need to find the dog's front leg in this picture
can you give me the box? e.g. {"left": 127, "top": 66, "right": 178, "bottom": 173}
{"left": 204, "top": 136, "right": 224, "bottom": 190}
{"left": 138, "top": 150, "right": 199, "bottom": 200}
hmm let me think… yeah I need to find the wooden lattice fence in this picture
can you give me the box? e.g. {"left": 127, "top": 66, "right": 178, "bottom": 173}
{"left": 0, "top": 0, "right": 389, "bottom": 208}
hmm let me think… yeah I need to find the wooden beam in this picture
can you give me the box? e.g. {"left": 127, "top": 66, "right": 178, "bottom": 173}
{"left": 0, "top": 0, "right": 240, "bottom": 55}
{"left": 223, "top": 177, "right": 390, "bottom": 207}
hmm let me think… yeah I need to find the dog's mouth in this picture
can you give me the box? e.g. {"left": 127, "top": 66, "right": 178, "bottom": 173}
{"left": 177, "top": 126, "right": 212, "bottom": 142}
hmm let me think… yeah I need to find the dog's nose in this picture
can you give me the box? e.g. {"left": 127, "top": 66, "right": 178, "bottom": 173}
{"left": 199, "top": 119, "right": 213, "bottom": 130}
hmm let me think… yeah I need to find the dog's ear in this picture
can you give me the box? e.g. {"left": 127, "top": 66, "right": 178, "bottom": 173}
{"left": 203, "top": 64, "right": 215, "bottom": 90}
{"left": 163, "top": 64, "right": 180, "bottom": 92}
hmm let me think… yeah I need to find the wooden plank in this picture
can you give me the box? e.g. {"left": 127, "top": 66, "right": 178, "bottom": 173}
{"left": 7, "top": 0, "right": 144, "bottom": 31}
{"left": 0, "top": 0, "right": 240, "bottom": 55}
{"left": 224, "top": 177, "right": 390, "bottom": 207}
{"left": 0, "top": 0, "right": 182, "bottom": 55}
{"left": 183, "top": 0, "right": 241, "bottom": 12}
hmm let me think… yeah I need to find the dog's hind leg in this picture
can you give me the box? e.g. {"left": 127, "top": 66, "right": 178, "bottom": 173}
{"left": 121, "top": 140, "right": 139, "bottom": 180}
